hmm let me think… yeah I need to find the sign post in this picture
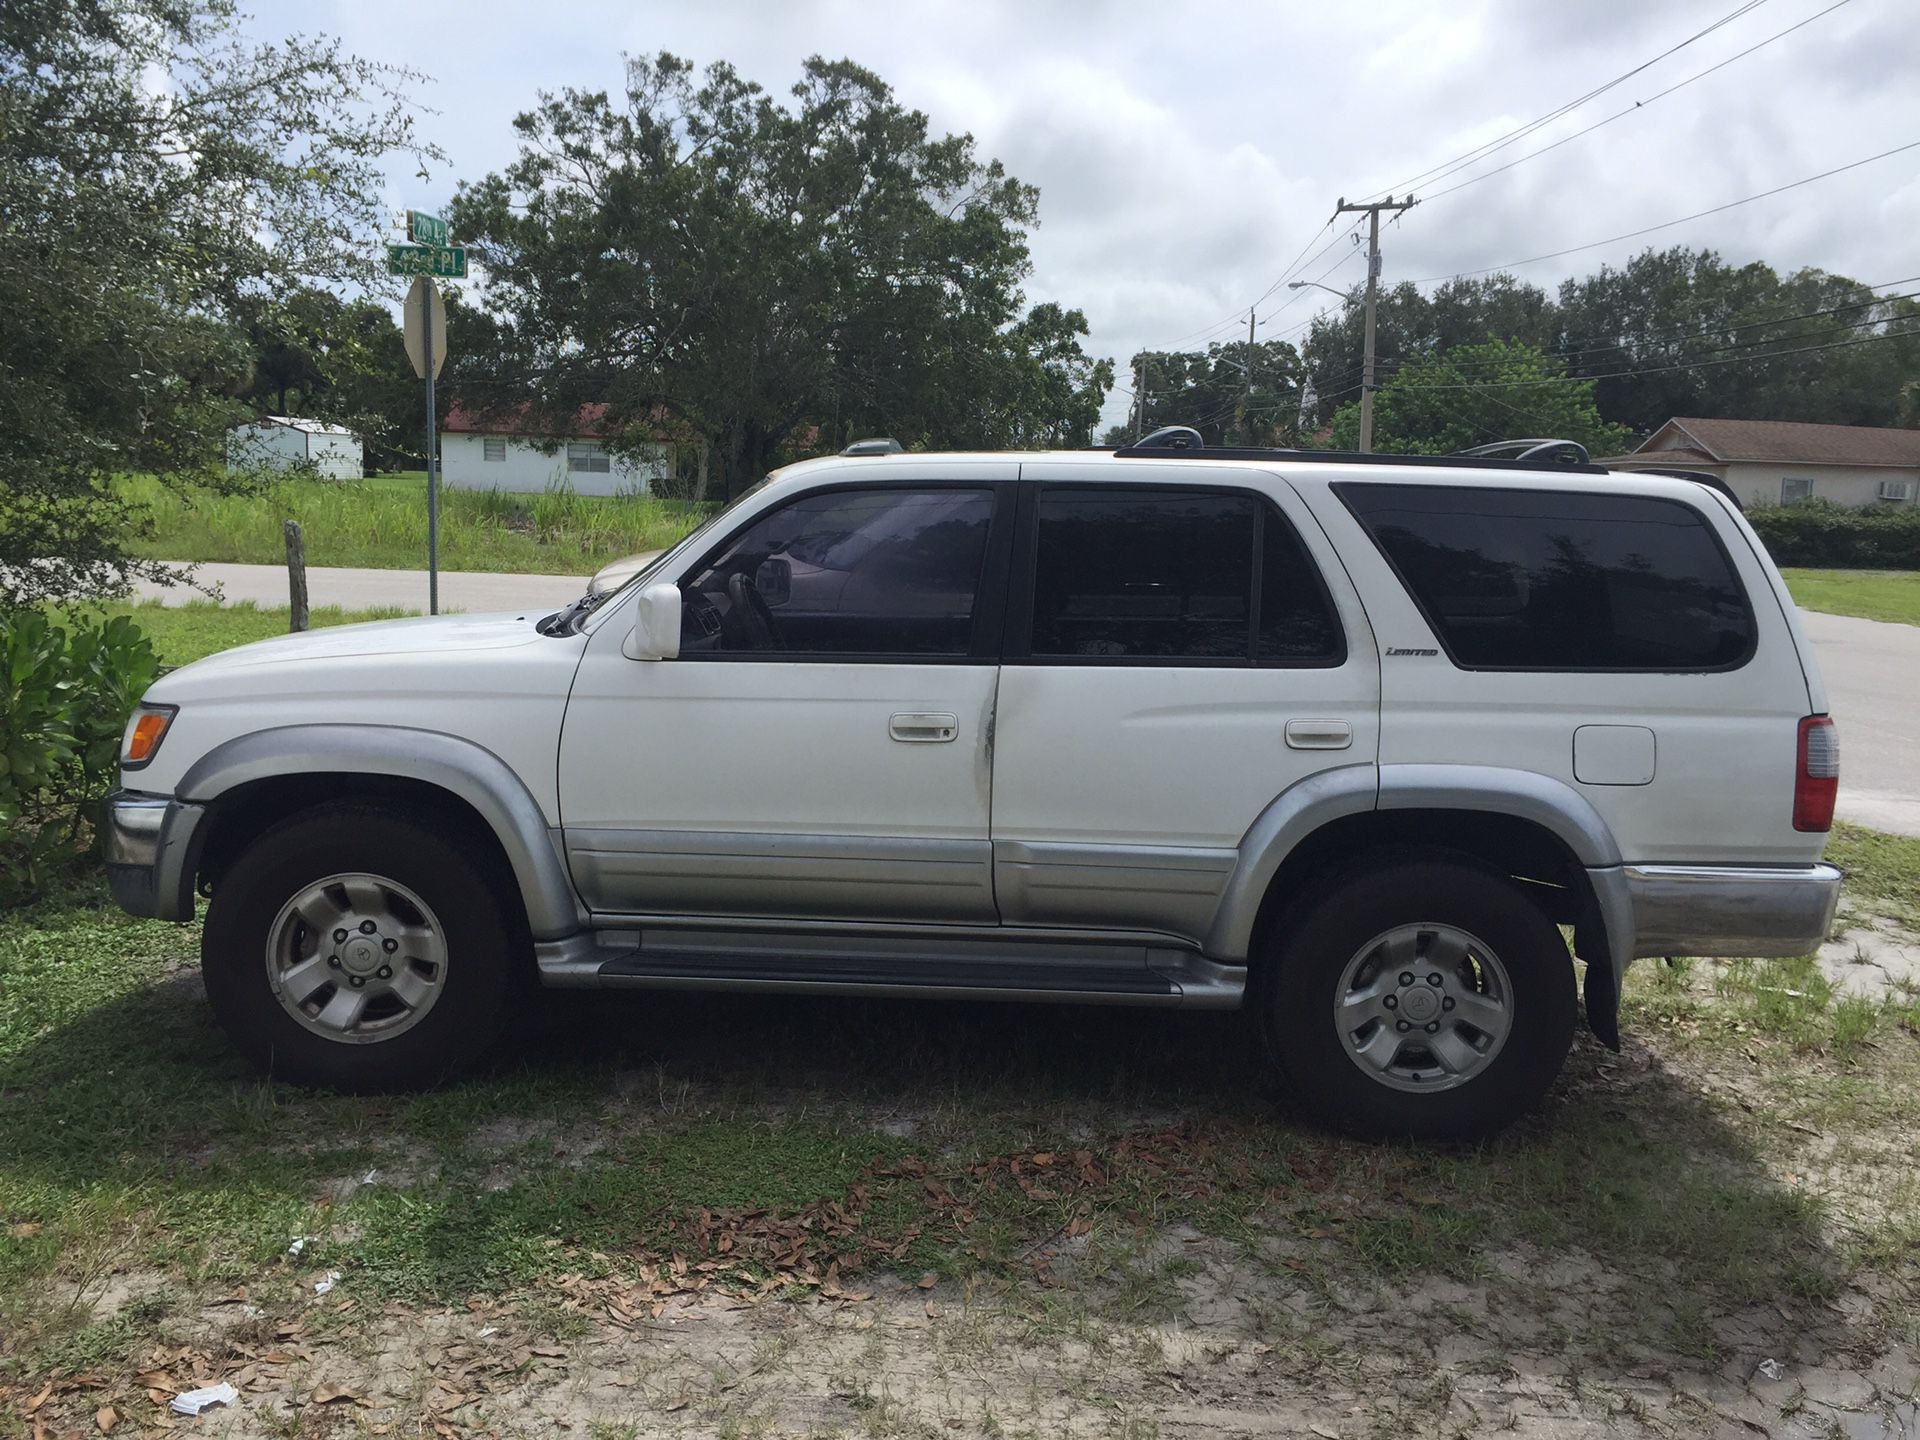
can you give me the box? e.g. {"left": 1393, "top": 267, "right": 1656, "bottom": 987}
{"left": 396, "top": 219, "right": 456, "bottom": 613}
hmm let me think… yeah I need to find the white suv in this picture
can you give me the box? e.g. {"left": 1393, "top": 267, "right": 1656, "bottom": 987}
{"left": 103, "top": 435, "right": 1843, "bottom": 1138}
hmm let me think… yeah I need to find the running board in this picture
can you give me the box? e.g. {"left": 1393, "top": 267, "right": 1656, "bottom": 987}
{"left": 534, "top": 926, "right": 1246, "bottom": 1009}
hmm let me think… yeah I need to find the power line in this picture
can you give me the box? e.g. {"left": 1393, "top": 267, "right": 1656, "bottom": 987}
{"left": 1356, "top": 0, "right": 1772, "bottom": 203}
{"left": 1380, "top": 327, "right": 1920, "bottom": 393}
{"left": 1410, "top": 140, "right": 1920, "bottom": 284}
{"left": 1364, "top": 283, "right": 1920, "bottom": 378}
{"left": 1417, "top": 0, "right": 1853, "bottom": 205}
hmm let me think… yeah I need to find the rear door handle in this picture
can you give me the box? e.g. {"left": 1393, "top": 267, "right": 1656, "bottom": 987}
{"left": 1285, "top": 719, "right": 1353, "bottom": 750}
{"left": 889, "top": 712, "right": 959, "bottom": 744}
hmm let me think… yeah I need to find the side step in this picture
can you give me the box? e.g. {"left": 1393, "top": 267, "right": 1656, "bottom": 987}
{"left": 535, "top": 927, "right": 1246, "bottom": 1009}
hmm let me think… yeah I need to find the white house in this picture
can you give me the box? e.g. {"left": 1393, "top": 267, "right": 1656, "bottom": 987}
{"left": 1608, "top": 417, "right": 1920, "bottom": 509}
{"left": 227, "top": 416, "right": 363, "bottom": 479}
{"left": 440, "top": 404, "right": 675, "bottom": 497}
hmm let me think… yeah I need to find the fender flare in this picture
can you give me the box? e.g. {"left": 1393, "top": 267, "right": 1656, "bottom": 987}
{"left": 1206, "top": 763, "right": 1627, "bottom": 967}
{"left": 177, "top": 724, "right": 585, "bottom": 940}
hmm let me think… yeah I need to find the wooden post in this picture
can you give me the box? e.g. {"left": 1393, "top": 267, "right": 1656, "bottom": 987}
{"left": 284, "top": 519, "right": 309, "bottom": 632}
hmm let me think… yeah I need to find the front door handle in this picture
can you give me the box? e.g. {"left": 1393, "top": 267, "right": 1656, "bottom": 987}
{"left": 1285, "top": 719, "right": 1353, "bottom": 750}
{"left": 889, "top": 712, "right": 959, "bottom": 744}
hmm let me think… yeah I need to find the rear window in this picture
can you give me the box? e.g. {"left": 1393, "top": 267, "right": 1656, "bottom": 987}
{"left": 1335, "top": 483, "right": 1755, "bottom": 671}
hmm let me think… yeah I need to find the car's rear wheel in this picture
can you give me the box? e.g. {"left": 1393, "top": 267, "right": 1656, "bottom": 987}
{"left": 1261, "top": 858, "right": 1577, "bottom": 1140}
{"left": 202, "top": 803, "right": 518, "bottom": 1090}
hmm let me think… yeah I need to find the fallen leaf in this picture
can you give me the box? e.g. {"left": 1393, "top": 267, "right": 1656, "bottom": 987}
{"left": 665, "top": 1398, "right": 690, "bottom": 1413}
{"left": 310, "top": 1385, "right": 370, "bottom": 1406}
{"left": 25, "top": 1380, "right": 54, "bottom": 1412}
{"left": 528, "top": 1345, "right": 567, "bottom": 1359}
{"left": 95, "top": 1406, "right": 119, "bottom": 1435}
{"left": 915, "top": 1273, "right": 938, "bottom": 1290}
{"left": 9, "top": 1222, "right": 43, "bottom": 1238}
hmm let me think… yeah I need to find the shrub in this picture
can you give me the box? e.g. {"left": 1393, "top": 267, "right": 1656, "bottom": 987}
{"left": 1746, "top": 500, "right": 1920, "bottom": 569}
{"left": 0, "top": 610, "right": 159, "bottom": 904}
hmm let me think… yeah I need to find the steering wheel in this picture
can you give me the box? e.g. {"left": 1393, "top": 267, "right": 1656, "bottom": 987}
{"left": 726, "top": 571, "right": 781, "bottom": 649}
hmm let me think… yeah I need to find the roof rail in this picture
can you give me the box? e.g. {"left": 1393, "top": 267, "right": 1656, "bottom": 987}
{"left": 1632, "top": 466, "right": 1745, "bottom": 511}
{"left": 1110, "top": 427, "right": 1607, "bottom": 475}
{"left": 842, "top": 437, "right": 904, "bottom": 456}
{"left": 1450, "top": 439, "right": 1590, "bottom": 466}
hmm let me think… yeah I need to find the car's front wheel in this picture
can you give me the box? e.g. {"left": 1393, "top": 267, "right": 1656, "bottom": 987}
{"left": 1261, "top": 858, "right": 1577, "bottom": 1140}
{"left": 202, "top": 803, "right": 519, "bottom": 1090}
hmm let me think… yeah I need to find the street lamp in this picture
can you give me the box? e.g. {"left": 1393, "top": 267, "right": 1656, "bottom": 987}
{"left": 1290, "top": 278, "right": 1379, "bottom": 453}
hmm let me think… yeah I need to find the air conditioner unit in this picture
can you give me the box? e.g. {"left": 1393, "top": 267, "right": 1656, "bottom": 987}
{"left": 1879, "top": 478, "right": 1915, "bottom": 502}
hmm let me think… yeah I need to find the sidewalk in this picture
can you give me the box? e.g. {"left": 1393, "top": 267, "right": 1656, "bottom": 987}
{"left": 132, "top": 562, "right": 587, "bottom": 614}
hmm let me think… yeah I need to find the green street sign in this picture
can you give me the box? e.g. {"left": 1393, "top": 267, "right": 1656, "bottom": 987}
{"left": 387, "top": 244, "right": 467, "bottom": 279}
{"left": 407, "top": 210, "right": 448, "bottom": 246}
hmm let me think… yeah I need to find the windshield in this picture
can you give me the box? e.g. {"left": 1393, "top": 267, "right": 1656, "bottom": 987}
{"left": 573, "top": 476, "right": 776, "bottom": 630}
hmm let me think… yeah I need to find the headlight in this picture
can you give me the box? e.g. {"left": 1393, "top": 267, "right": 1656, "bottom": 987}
{"left": 122, "top": 704, "right": 178, "bottom": 769}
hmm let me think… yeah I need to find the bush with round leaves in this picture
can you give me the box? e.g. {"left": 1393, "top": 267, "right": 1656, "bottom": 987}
{"left": 1, "top": 610, "right": 159, "bottom": 904}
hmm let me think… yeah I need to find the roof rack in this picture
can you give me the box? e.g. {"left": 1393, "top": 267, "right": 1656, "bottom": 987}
{"left": 842, "top": 437, "right": 905, "bottom": 456}
{"left": 1112, "top": 425, "right": 1607, "bottom": 475}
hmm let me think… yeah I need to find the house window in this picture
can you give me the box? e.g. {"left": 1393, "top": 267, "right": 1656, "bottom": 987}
{"left": 483, "top": 438, "right": 506, "bottom": 462}
{"left": 568, "top": 442, "right": 612, "bottom": 475}
{"left": 1781, "top": 477, "right": 1815, "bottom": 505}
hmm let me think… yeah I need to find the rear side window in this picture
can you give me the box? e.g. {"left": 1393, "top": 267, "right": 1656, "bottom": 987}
{"left": 1335, "top": 483, "right": 1755, "bottom": 671}
{"left": 1024, "top": 488, "right": 1344, "bottom": 665}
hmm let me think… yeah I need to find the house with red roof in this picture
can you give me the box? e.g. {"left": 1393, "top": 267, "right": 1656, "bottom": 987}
{"left": 1608, "top": 417, "right": 1920, "bottom": 509}
{"left": 439, "top": 404, "right": 678, "bottom": 497}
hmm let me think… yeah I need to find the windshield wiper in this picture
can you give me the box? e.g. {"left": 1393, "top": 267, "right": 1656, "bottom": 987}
{"left": 537, "top": 591, "right": 599, "bottom": 637}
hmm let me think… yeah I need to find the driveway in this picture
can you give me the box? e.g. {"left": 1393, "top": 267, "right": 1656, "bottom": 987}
{"left": 1800, "top": 609, "right": 1920, "bottom": 837}
{"left": 133, "top": 561, "right": 588, "bottom": 614}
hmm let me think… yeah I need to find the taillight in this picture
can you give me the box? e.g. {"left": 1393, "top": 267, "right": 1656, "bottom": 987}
{"left": 1794, "top": 715, "right": 1839, "bottom": 832}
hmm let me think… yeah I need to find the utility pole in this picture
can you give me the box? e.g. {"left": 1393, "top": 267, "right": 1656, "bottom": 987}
{"left": 1334, "top": 195, "right": 1415, "bottom": 453}
{"left": 1239, "top": 308, "right": 1256, "bottom": 445}
{"left": 1134, "top": 355, "right": 1149, "bottom": 438}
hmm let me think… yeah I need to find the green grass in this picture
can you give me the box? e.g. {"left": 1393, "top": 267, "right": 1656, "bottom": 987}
{"left": 1782, "top": 567, "right": 1920, "bottom": 626}
{"left": 120, "top": 471, "right": 710, "bottom": 575}
{"left": 98, "top": 599, "right": 411, "bottom": 668}
{"left": 1827, "top": 820, "right": 1920, "bottom": 931}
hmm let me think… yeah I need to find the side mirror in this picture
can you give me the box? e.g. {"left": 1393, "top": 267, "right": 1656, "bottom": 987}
{"left": 625, "top": 582, "right": 682, "bottom": 661}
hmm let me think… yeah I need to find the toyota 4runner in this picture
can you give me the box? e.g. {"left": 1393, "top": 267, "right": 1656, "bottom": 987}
{"left": 103, "top": 434, "right": 1843, "bottom": 1139}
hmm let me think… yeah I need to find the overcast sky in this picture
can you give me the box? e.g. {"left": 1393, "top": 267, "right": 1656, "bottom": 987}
{"left": 250, "top": 0, "right": 1919, "bottom": 431}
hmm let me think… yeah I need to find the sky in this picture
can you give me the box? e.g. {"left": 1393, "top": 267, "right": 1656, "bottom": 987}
{"left": 245, "top": 0, "right": 1920, "bottom": 433}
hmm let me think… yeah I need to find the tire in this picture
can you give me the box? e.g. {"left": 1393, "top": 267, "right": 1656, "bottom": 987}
{"left": 1260, "top": 858, "right": 1577, "bottom": 1141}
{"left": 201, "top": 802, "right": 520, "bottom": 1091}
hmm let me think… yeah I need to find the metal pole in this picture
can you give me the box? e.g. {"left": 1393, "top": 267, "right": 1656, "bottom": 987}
{"left": 424, "top": 278, "right": 439, "bottom": 615}
{"left": 1241, "top": 307, "right": 1256, "bottom": 445}
{"left": 1359, "top": 208, "right": 1381, "bottom": 455}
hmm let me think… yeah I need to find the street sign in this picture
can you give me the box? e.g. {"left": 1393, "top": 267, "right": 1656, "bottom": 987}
{"left": 402, "top": 276, "right": 447, "bottom": 380}
{"left": 386, "top": 244, "right": 467, "bottom": 279}
{"left": 407, "top": 210, "right": 448, "bottom": 247}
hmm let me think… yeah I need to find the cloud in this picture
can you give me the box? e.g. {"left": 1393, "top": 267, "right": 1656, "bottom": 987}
{"left": 259, "top": 0, "right": 1920, "bottom": 433}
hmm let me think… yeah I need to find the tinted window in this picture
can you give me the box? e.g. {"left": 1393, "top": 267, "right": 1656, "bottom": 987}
{"left": 682, "top": 487, "right": 993, "bottom": 656}
{"left": 1027, "top": 489, "right": 1343, "bottom": 665}
{"left": 1337, "top": 483, "right": 1754, "bottom": 671}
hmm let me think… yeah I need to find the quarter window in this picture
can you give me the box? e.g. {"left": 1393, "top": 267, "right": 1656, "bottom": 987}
{"left": 682, "top": 487, "right": 994, "bottom": 656}
{"left": 1025, "top": 489, "right": 1344, "bottom": 665}
{"left": 1336, "top": 482, "right": 1755, "bottom": 671}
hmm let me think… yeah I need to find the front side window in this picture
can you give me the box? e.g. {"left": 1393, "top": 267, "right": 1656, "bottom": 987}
{"left": 1337, "top": 482, "right": 1755, "bottom": 671}
{"left": 681, "top": 487, "right": 994, "bottom": 656}
{"left": 568, "top": 442, "right": 611, "bottom": 474}
{"left": 1024, "top": 488, "right": 1344, "bottom": 665}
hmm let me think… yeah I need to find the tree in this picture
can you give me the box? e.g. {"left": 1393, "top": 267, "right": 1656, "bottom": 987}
{"left": 1123, "top": 338, "right": 1307, "bottom": 446}
{"left": 0, "top": 0, "right": 436, "bottom": 606}
{"left": 451, "top": 53, "right": 1109, "bottom": 496}
{"left": 1327, "top": 339, "right": 1630, "bottom": 457}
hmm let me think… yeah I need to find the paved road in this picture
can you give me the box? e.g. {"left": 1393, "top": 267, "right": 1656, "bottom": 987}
{"left": 1800, "top": 609, "right": 1920, "bottom": 837}
{"left": 136, "top": 565, "right": 1920, "bottom": 837}
{"left": 133, "top": 561, "right": 588, "bottom": 614}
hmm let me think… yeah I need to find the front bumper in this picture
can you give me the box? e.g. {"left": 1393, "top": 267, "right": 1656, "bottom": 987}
{"left": 1591, "top": 861, "right": 1845, "bottom": 973}
{"left": 102, "top": 790, "right": 208, "bottom": 921}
